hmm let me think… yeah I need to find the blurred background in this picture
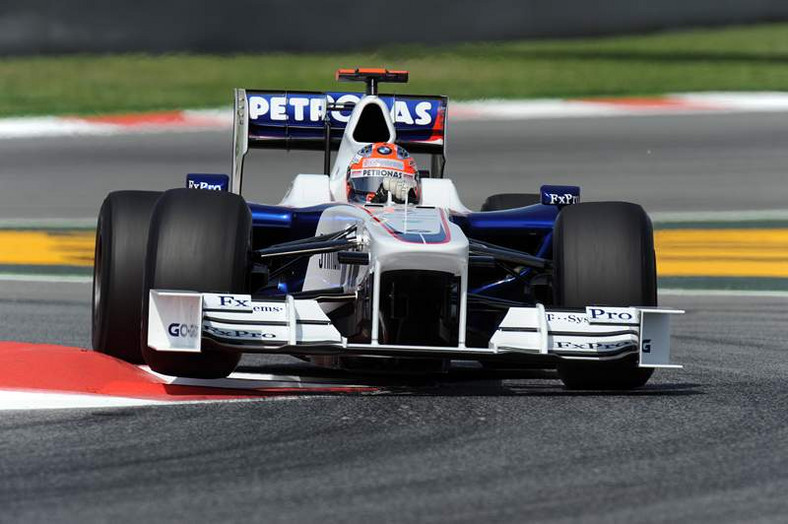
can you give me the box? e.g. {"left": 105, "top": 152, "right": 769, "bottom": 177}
{"left": 5, "top": 0, "right": 788, "bottom": 54}
{"left": 3, "top": 0, "right": 788, "bottom": 115}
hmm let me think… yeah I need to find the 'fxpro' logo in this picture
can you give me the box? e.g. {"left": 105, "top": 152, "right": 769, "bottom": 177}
{"left": 587, "top": 308, "right": 637, "bottom": 323}
{"left": 555, "top": 340, "right": 632, "bottom": 351}
{"left": 188, "top": 180, "right": 223, "bottom": 190}
{"left": 186, "top": 173, "right": 228, "bottom": 192}
{"left": 544, "top": 193, "right": 578, "bottom": 205}
{"left": 540, "top": 185, "right": 580, "bottom": 206}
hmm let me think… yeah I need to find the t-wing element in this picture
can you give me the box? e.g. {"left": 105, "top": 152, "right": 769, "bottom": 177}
{"left": 336, "top": 68, "right": 409, "bottom": 96}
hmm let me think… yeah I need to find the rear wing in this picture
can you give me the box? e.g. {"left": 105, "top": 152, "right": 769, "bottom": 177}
{"left": 231, "top": 89, "right": 447, "bottom": 194}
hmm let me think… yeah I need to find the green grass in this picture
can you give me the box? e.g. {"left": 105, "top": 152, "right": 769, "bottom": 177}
{"left": 3, "top": 23, "right": 788, "bottom": 117}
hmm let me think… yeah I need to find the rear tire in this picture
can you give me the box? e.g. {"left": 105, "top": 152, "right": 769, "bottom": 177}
{"left": 552, "top": 202, "right": 657, "bottom": 390}
{"left": 141, "top": 189, "right": 251, "bottom": 378}
{"left": 481, "top": 193, "right": 541, "bottom": 211}
{"left": 92, "top": 191, "right": 162, "bottom": 363}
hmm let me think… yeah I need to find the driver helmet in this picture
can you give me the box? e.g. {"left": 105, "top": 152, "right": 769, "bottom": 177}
{"left": 346, "top": 142, "right": 420, "bottom": 204}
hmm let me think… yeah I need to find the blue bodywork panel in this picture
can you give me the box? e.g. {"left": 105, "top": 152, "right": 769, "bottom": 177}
{"left": 248, "top": 202, "right": 557, "bottom": 247}
{"left": 449, "top": 205, "right": 558, "bottom": 234}
{"left": 451, "top": 205, "right": 557, "bottom": 298}
{"left": 247, "top": 201, "right": 558, "bottom": 299}
{"left": 249, "top": 203, "right": 337, "bottom": 248}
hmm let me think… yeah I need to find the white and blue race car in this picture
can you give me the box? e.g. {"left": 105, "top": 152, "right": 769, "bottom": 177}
{"left": 92, "top": 68, "right": 682, "bottom": 389}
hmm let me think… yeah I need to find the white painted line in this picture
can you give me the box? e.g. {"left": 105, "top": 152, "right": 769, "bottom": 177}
{"left": 674, "top": 92, "right": 788, "bottom": 112}
{"left": 0, "top": 390, "right": 166, "bottom": 411}
{"left": 451, "top": 92, "right": 788, "bottom": 121}
{"left": 0, "top": 388, "right": 322, "bottom": 412}
{"left": 0, "top": 274, "right": 91, "bottom": 283}
{"left": 0, "top": 217, "right": 97, "bottom": 229}
{"left": 0, "top": 117, "right": 117, "bottom": 139}
{"left": 450, "top": 99, "right": 626, "bottom": 120}
{"left": 141, "top": 366, "right": 375, "bottom": 389}
{"left": 659, "top": 288, "right": 788, "bottom": 298}
{"left": 651, "top": 209, "right": 788, "bottom": 223}
{"left": 185, "top": 108, "right": 233, "bottom": 123}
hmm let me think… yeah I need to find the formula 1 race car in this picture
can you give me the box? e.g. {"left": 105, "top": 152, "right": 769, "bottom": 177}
{"left": 92, "top": 68, "right": 682, "bottom": 389}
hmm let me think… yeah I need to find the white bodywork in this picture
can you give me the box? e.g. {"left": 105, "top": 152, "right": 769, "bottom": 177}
{"left": 278, "top": 171, "right": 472, "bottom": 214}
{"left": 278, "top": 174, "right": 334, "bottom": 207}
{"left": 274, "top": 94, "right": 471, "bottom": 213}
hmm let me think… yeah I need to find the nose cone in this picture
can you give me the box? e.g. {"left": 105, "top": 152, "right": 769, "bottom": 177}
{"left": 365, "top": 206, "right": 468, "bottom": 275}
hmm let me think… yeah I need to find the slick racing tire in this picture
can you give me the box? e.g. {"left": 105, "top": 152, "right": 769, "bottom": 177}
{"left": 141, "top": 188, "right": 251, "bottom": 378}
{"left": 92, "top": 190, "right": 162, "bottom": 363}
{"left": 480, "top": 193, "right": 541, "bottom": 211}
{"left": 552, "top": 202, "right": 657, "bottom": 390}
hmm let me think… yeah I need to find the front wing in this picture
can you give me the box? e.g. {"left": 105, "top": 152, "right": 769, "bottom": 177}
{"left": 148, "top": 290, "right": 683, "bottom": 368}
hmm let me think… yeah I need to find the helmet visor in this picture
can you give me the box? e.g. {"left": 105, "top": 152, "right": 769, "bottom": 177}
{"left": 348, "top": 166, "right": 414, "bottom": 202}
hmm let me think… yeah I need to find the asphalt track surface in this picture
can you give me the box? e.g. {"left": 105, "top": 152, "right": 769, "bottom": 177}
{"left": 2, "top": 112, "right": 788, "bottom": 218}
{"left": 1, "top": 112, "right": 787, "bottom": 523}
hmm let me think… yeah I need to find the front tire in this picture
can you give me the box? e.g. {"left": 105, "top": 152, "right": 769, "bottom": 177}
{"left": 92, "top": 191, "right": 162, "bottom": 363}
{"left": 552, "top": 202, "right": 657, "bottom": 390}
{"left": 141, "top": 189, "right": 251, "bottom": 378}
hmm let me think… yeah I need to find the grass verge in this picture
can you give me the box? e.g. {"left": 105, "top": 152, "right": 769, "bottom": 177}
{"left": 2, "top": 23, "right": 788, "bottom": 116}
